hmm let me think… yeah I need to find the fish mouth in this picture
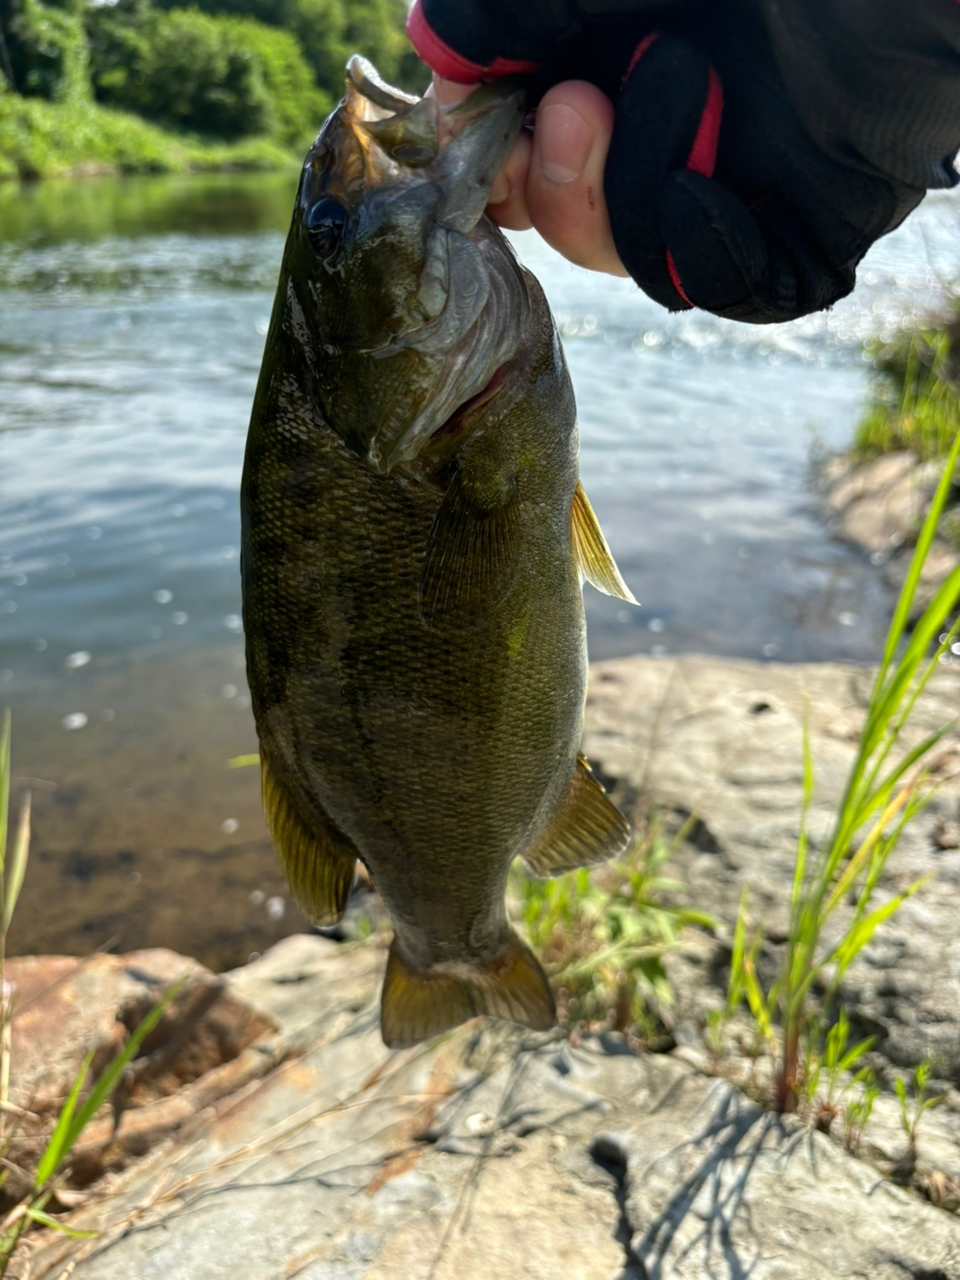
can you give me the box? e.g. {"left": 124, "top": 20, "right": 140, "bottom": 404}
{"left": 297, "top": 59, "right": 530, "bottom": 475}
{"left": 343, "top": 55, "right": 527, "bottom": 235}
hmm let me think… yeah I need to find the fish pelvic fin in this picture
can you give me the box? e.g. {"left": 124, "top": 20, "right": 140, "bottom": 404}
{"left": 572, "top": 480, "right": 637, "bottom": 604}
{"left": 261, "top": 759, "right": 358, "bottom": 926}
{"left": 380, "top": 931, "right": 556, "bottom": 1049}
{"left": 523, "top": 754, "right": 631, "bottom": 878}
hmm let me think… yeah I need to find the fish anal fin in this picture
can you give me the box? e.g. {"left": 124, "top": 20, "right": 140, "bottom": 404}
{"left": 572, "top": 480, "right": 637, "bottom": 604}
{"left": 523, "top": 753, "right": 630, "bottom": 878}
{"left": 419, "top": 465, "right": 520, "bottom": 625}
{"left": 261, "top": 759, "right": 358, "bottom": 926}
{"left": 380, "top": 930, "right": 555, "bottom": 1048}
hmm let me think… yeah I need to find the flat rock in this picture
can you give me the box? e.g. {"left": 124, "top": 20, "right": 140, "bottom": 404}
{"left": 15, "top": 652, "right": 960, "bottom": 1277}
{"left": 21, "top": 950, "right": 960, "bottom": 1280}
{"left": 822, "top": 451, "right": 960, "bottom": 615}
{"left": 5, "top": 948, "right": 281, "bottom": 1204}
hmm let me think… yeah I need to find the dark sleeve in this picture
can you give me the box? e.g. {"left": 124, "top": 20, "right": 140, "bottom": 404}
{"left": 407, "top": 0, "right": 674, "bottom": 83}
{"left": 759, "top": 0, "right": 960, "bottom": 198}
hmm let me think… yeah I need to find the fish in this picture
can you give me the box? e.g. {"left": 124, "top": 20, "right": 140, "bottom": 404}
{"left": 240, "top": 56, "right": 637, "bottom": 1049}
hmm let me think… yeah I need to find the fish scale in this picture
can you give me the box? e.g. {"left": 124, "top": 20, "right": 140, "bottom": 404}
{"left": 241, "top": 56, "right": 637, "bottom": 1048}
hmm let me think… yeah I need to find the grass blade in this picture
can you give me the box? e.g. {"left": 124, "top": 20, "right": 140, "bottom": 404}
{"left": 24, "top": 1206, "right": 95, "bottom": 1238}
{"left": 35, "top": 1051, "right": 94, "bottom": 1188}
{"left": 62, "top": 979, "right": 183, "bottom": 1157}
{"left": 3, "top": 792, "right": 30, "bottom": 935}
{"left": 0, "top": 711, "right": 9, "bottom": 880}
{"left": 877, "top": 426, "right": 960, "bottom": 686}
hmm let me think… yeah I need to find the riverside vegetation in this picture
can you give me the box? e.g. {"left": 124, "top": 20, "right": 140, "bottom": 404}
{"left": 0, "top": 0, "right": 420, "bottom": 178}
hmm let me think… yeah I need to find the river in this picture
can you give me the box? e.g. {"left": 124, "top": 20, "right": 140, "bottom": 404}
{"left": 0, "top": 172, "right": 956, "bottom": 966}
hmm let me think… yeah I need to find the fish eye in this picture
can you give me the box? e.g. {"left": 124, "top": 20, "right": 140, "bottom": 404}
{"left": 391, "top": 142, "right": 436, "bottom": 167}
{"left": 304, "top": 197, "right": 347, "bottom": 259}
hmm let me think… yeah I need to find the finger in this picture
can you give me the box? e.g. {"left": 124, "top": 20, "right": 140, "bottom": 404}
{"left": 429, "top": 75, "right": 477, "bottom": 107}
{"left": 525, "top": 82, "right": 627, "bottom": 277}
{"left": 486, "top": 130, "right": 533, "bottom": 229}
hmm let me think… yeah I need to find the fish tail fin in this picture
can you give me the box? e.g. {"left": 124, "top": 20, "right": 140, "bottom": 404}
{"left": 380, "top": 931, "right": 556, "bottom": 1049}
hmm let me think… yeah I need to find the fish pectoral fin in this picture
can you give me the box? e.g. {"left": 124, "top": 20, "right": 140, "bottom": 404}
{"left": 419, "top": 464, "right": 520, "bottom": 625}
{"left": 380, "top": 931, "right": 555, "bottom": 1048}
{"left": 261, "top": 759, "right": 358, "bottom": 926}
{"left": 572, "top": 480, "right": 637, "bottom": 604}
{"left": 523, "top": 754, "right": 631, "bottom": 877}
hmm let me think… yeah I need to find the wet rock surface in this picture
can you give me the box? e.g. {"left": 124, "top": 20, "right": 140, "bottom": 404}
{"left": 14, "top": 654, "right": 960, "bottom": 1278}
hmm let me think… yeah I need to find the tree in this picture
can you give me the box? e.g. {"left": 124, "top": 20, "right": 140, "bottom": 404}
{"left": 86, "top": 2, "right": 327, "bottom": 145}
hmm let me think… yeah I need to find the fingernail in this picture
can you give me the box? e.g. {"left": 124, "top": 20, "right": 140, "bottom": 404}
{"left": 536, "top": 103, "right": 594, "bottom": 185}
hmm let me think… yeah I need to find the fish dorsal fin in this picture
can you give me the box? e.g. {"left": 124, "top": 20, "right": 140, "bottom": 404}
{"left": 261, "top": 759, "right": 358, "bottom": 925}
{"left": 380, "top": 930, "right": 555, "bottom": 1048}
{"left": 572, "top": 480, "right": 637, "bottom": 603}
{"left": 419, "top": 464, "right": 520, "bottom": 625}
{"left": 523, "top": 754, "right": 630, "bottom": 878}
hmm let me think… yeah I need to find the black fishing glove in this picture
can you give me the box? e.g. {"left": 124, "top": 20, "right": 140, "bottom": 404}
{"left": 407, "top": 0, "right": 960, "bottom": 323}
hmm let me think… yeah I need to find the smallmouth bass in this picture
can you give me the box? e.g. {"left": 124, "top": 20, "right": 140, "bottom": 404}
{"left": 241, "top": 58, "right": 636, "bottom": 1048}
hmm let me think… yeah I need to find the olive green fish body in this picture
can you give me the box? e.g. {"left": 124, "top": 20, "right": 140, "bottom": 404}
{"left": 242, "top": 59, "right": 634, "bottom": 1047}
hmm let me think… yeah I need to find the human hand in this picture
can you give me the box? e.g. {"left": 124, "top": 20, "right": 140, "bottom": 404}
{"left": 412, "top": 0, "right": 960, "bottom": 324}
{"left": 434, "top": 75, "right": 628, "bottom": 278}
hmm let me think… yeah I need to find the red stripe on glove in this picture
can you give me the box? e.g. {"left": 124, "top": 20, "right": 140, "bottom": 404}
{"left": 666, "top": 251, "right": 693, "bottom": 306}
{"left": 686, "top": 65, "right": 723, "bottom": 177}
{"left": 407, "top": 1, "right": 540, "bottom": 84}
{"left": 625, "top": 36, "right": 724, "bottom": 310}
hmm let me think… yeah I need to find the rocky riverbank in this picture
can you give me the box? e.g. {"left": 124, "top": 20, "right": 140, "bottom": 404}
{"left": 821, "top": 448, "right": 960, "bottom": 615}
{"left": 12, "top": 653, "right": 960, "bottom": 1279}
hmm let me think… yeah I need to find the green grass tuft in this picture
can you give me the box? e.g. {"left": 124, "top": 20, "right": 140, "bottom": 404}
{"left": 514, "top": 824, "right": 716, "bottom": 1044}
{"left": 855, "top": 318, "right": 960, "bottom": 462}
{"left": 725, "top": 430, "right": 960, "bottom": 1115}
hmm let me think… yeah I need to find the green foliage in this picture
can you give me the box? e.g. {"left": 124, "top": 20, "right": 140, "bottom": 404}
{"left": 802, "top": 1009, "right": 876, "bottom": 1141}
{"left": 515, "top": 829, "right": 716, "bottom": 1040}
{"left": 86, "top": 2, "right": 328, "bottom": 147}
{"left": 0, "top": 0, "right": 414, "bottom": 173}
{"left": 725, "top": 430, "right": 960, "bottom": 1114}
{"left": 153, "top": 0, "right": 424, "bottom": 101}
{"left": 856, "top": 316, "right": 960, "bottom": 461}
{"left": 895, "top": 1060, "right": 943, "bottom": 1150}
{"left": 0, "top": 92, "right": 293, "bottom": 179}
{"left": 0, "top": 0, "right": 90, "bottom": 103}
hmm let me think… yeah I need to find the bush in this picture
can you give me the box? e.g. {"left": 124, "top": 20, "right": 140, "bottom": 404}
{"left": 0, "top": 0, "right": 90, "bottom": 103}
{"left": 0, "top": 92, "right": 294, "bottom": 178}
{"left": 86, "top": 3, "right": 327, "bottom": 146}
{"left": 151, "top": 0, "right": 424, "bottom": 102}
